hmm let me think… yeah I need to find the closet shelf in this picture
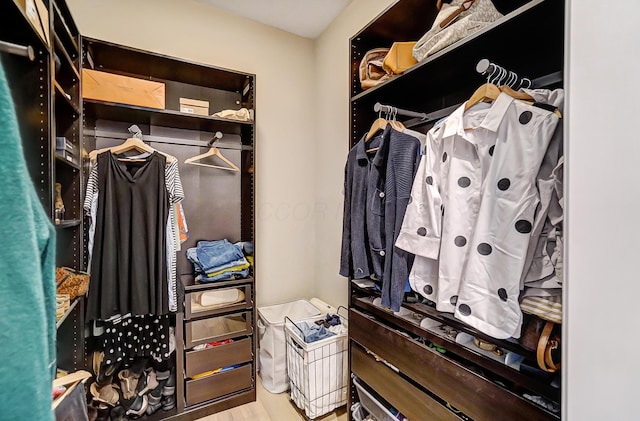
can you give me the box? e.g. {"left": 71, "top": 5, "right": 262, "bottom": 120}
{"left": 350, "top": 0, "right": 560, "bottom": 104}
{"left": 54, "top": 81, "right": 80, "bottom": 116}
{"left": 351, "top": 297, "right": 560, "bottom": 402}
{"left": 55, "top": 219, "right": 81, "bottom": 229}
{"left": 56, "top": 297, "right": 80, "bottom": 329}
{"left": 84, "top": 99, "right": 253, "bottom": 134}
{"left": 84, "top": 37, "right": 253, "bottom": 92}
{"left": 55, "top": 153, "right": 80, "bottom": 170}
{"left": 52, "top": 1, "right": 79, "bottom": 56}
{"left": 2, "top": 1, "right": 49, "bottom": 53}
{"left": 181, "top": 275, "right": 254, "bottom": 293}
{"left": 351, "top": 281, "right": 535, "bottom": 362}
{"left": 54, "top": 33, "right": 80, "bottom": 87}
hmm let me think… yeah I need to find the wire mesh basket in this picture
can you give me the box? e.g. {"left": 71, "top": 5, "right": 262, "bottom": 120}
{"left": 284, "top": 307, "right": 348, "bottom": 419}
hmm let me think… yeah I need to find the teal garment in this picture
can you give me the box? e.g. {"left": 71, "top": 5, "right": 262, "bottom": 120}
{"left": 0, "top": 60, "right": 56, "bottom": 420}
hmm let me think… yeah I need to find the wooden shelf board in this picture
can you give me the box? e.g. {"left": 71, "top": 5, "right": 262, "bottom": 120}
{"left": 351, "top": 0, "right": 550, "bottom": 102}
{"left": 55, "top": 153, "right": 80, "bottom": 170}
{"left": 182, "top": 275, "right": 254, "bottom": 292}
{"left": 84, "top": 37, "right": 254, "bottom": 92}
{"left": 84, "top": 99, "right": 253, "bottom": 134}
{"left": 56, "top": 297, "right": 80, "bottom": 329}
{"left": 54, "top": 81, "right": 81, "bottom": 116}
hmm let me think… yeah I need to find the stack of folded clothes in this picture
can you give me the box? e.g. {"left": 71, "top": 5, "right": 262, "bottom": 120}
{"left": 187, "top": 239, "right": 253, "bottom": 283}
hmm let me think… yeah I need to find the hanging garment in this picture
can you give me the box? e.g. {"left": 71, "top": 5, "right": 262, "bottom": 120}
{"left": 340, "top": 125, "right": 422, "bottom": 311}
{"left": 84, "top": 159, "right": 184, "bottom": 313}
{"left": 101, "top": 314, "right": 173, "bottom": 365}
{"left": 380, "top": 127, "right": 421, "bottom": 311}
{"left": 0, "top": 61, "right": 56, "bottom": 421}
{"left": 87, "top": 151, "right": 170, "bottom": 320}
{"left": 396, "top": 92, "right": 561, "bottom": 339}
{"left": 340, "top": 130, "right": 389, "bottom": 280}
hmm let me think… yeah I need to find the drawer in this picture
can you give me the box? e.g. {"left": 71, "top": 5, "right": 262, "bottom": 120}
{"left": 185, "top": 363, "right": 252, "bottom": 407}
{"left": 349, "top": 309, "right": 556, "bottom": 421}
{"left": 351, "top": 344, "right": 458, "bottom": 421}
{"left": 185, "top": 311, "right": 252, "bottom": 348}
{"left": 185, "top": 284, "right": 252, "bottom": 320}
{"left": 185, "top": 337, "right": 253, "bottom": 378}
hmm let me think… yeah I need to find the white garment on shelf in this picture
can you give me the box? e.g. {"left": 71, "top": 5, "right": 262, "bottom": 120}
{"left": 396, "top": 92, "right": 560, "bottom": 339}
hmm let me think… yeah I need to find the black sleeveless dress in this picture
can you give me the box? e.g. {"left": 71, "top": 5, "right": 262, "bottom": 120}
{"left": 87, "top": 151, "right": 169, "bottom": 321}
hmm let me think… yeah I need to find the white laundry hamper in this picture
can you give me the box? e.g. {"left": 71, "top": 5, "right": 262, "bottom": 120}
{"left": 285, "top": 308, "right": 348, "bottom": 419}
{"left": 258, "top": 299, "right": 322, "bottom": 393}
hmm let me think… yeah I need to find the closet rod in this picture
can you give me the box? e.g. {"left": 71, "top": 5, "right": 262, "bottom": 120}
{"left": 374, "top": 102, "right": 427, "bottom": 120}
{"left": 0, "top": 40, "right": 35, "bottom": 61}
{"left": 85, "top": 129, "right": 254, "bottom": 151}
{"left": 476, "top": 58, "right": 532, "bottom": 89}
{"left": 400, "top": 69, "right": 564, "bottom": 129}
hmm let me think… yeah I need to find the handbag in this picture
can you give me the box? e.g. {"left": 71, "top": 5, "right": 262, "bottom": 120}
{"left": 413, "top": 0, "right": 503, "bottom": 62}
{"left": 383, "top": 42, "right": 418, "bottom": 75}
{"left": 519, "top": 311, "right": 561, "bottom": 373}
{"left": 56, "top": 266, "right": 90, "bottom": 300}
{"left": 359, "top": 48, "right": 390, "bottom": 90}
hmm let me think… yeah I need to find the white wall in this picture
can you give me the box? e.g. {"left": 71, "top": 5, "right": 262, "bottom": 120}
{"left": 66, "top": 0, "right": 317, "bottom": 307}
{"left": 312, "top": 0, "right": 395, "bottom": 309}
{"left": 565, "top": 1, "right": 640, "bottom": 419}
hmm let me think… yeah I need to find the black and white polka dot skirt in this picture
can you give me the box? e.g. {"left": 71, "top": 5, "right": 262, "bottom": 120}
{"left": 102, "top": 314, "right": 172, "bottom": 364}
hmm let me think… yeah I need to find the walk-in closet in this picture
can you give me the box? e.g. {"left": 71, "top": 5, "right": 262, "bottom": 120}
{"left": 0, "top": 0, "right": 638, "bottom": 420}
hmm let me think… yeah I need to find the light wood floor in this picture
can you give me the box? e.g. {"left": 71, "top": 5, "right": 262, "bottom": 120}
{"left": 197, "top": 380, "right": 348, "bottom": 421}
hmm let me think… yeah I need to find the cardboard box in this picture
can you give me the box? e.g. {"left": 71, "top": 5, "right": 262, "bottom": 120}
{"left": 179, "top": 97, "right": 209, "bottom": 116}
{"left": 16, "top": 0, "right": 50, "bottom": 46}
{"left": 82, "top": 69, "right": 165, "bottom": 109}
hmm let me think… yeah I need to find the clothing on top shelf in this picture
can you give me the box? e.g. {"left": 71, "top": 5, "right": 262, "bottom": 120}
{"left": 395, "top": 90, "right": 562, "bottom": 339}
{"left": 0, "top": 61, "right": 56, "bottom": 421}
{"left": 84, "top": 155, "right": 185, "bottom": 315}
{"left": 339, "top": 125, "right": 421, "bottom": 312}
{"left": 211, "top": 107, "right": 253, "bottom": 121}
{"left": 187, "top": 239, "right": 252, "bottom": 283}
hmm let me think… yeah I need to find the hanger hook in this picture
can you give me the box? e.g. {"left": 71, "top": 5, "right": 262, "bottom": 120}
{"left": 128, "top": 124, "right": 144, "bottom": 139}
{"left": 489, "top": 65, "right": 502, "bottom": 85}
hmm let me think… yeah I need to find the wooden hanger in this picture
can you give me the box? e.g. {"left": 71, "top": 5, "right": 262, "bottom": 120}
{"left": 89, "top": 136, "right": 176, "bottom": 164}
{"left": 499, "top": 85, "right": 534, "bottom": 101}
{"left": 365, "top": 117, "right": 387, "bottom": 142}
{"left": 464, "top": 83, "right": 501, "bottom": 111}
{"left": 52, "top": 370, "right": 92, "bottom": 410}
{"left": 184, "top": 147, "right": 240, "bottom": 171}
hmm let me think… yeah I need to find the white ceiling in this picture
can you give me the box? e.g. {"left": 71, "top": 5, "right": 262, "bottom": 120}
{"left": 195, "top": 0, "right": 353, "bottom": 39}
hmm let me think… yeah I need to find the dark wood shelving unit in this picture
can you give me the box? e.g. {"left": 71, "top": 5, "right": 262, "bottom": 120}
{"left": 3, "top": 1, "right": 49, "bottom": 52}
{"left": 52, "top": 1, "right": 79, "bottom": 57}
{"left": 346, "top": 1, "right": 564, "bottom": 420}
{"left": 349, "top": 0, "right": 564, "bottom": 146}
{"left": 83, "top": 38, "right": 256, "bottom": 420}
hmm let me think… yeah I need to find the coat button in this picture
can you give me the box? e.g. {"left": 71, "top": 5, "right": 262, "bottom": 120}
{"left": 379, "top": 250, "right": 385, "bottom": 256}
{"left": 379, "top": 192, "right": 385, "bottom": 198}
